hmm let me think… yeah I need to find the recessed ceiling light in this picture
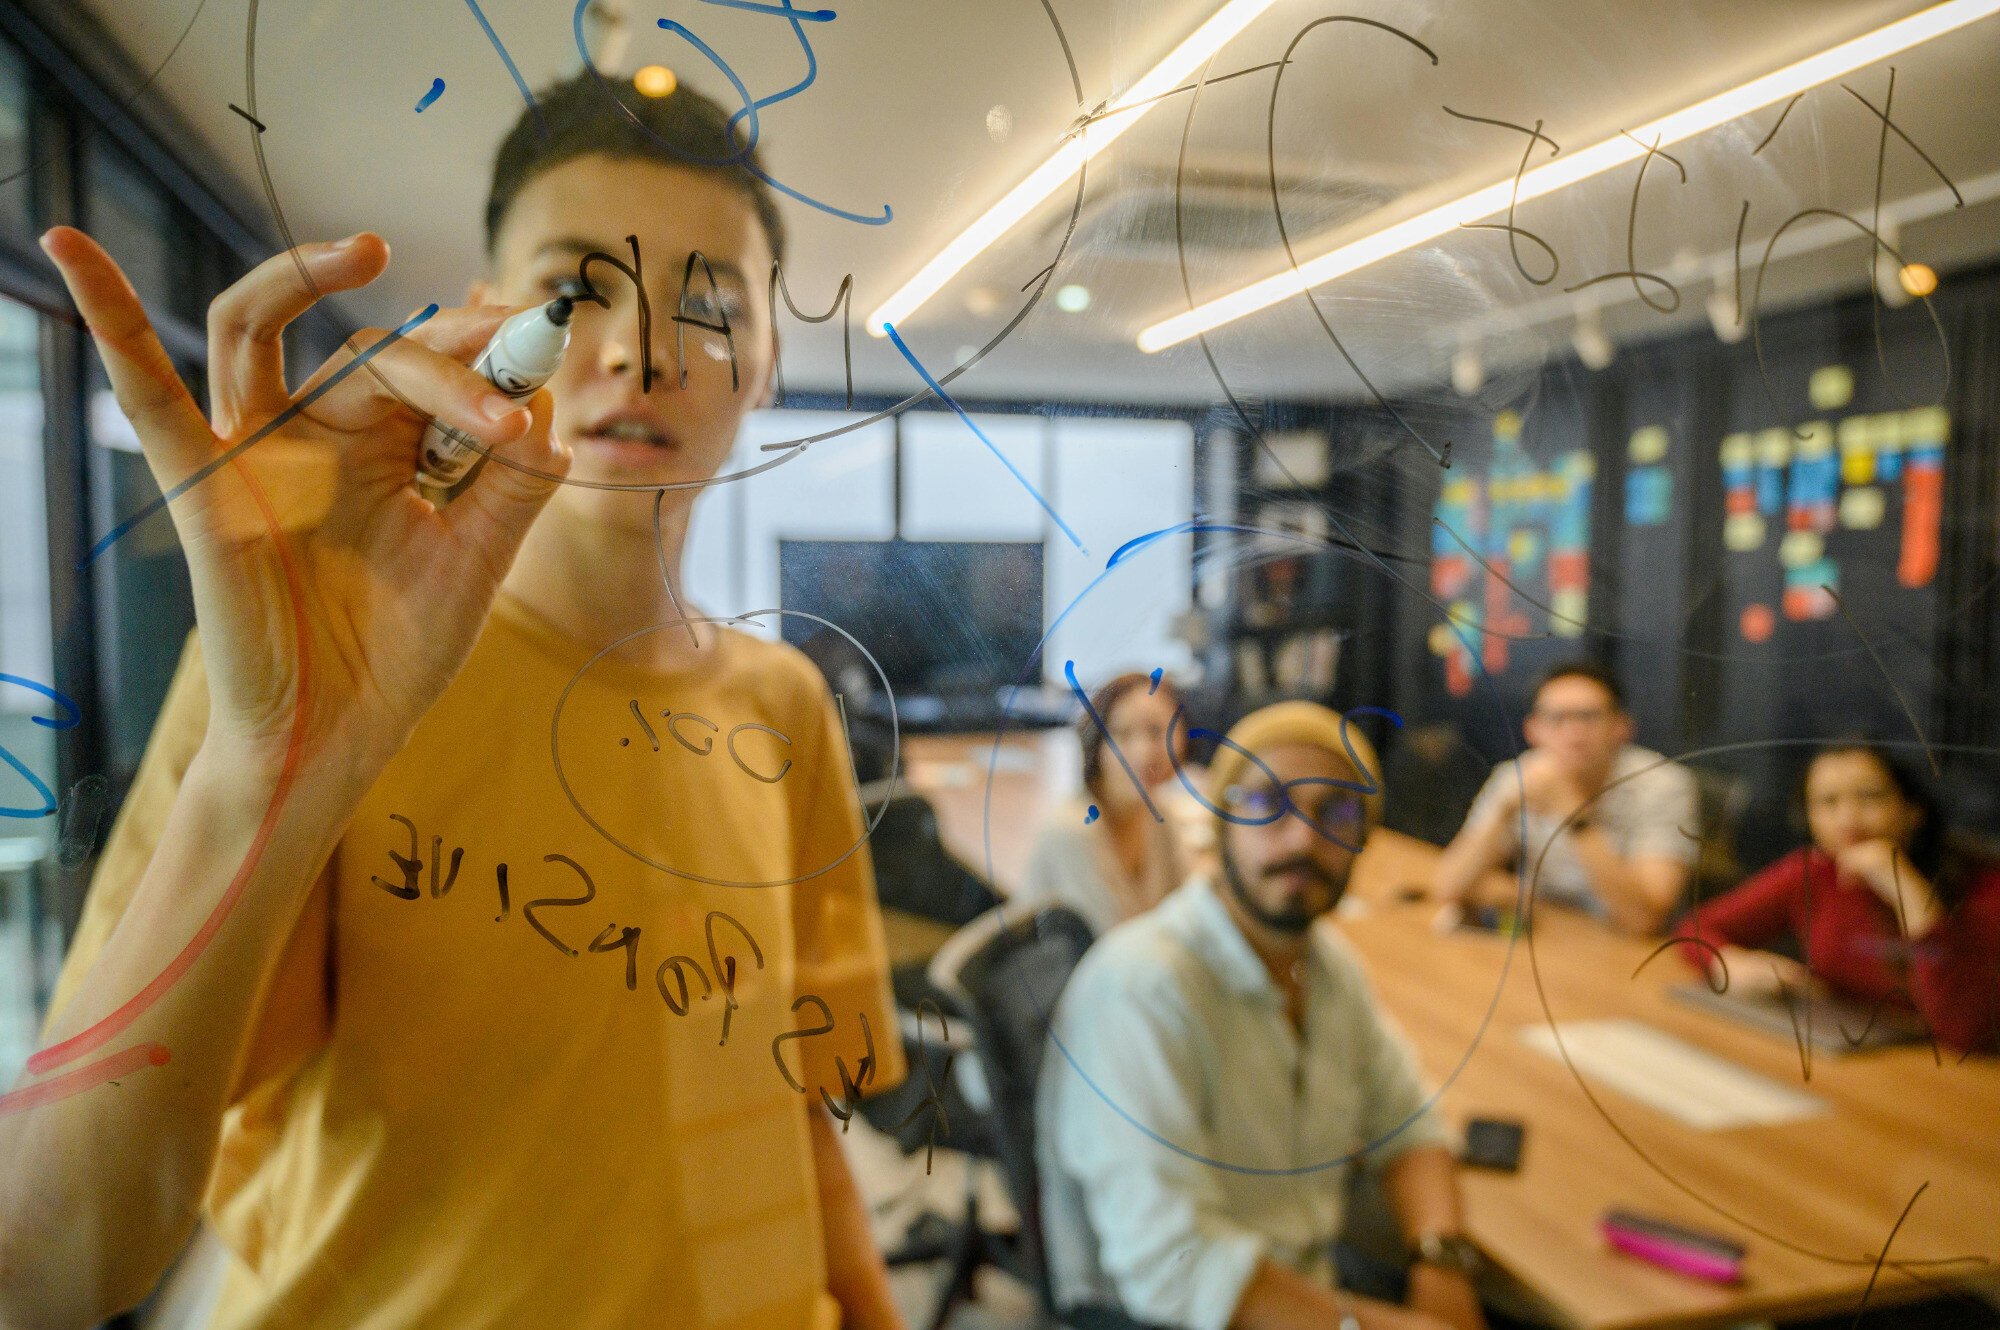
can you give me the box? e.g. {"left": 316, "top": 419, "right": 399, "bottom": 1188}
{"left": 633, "top": 64, "right": 677, "bottom": 98}
{"left": 1898, "top": 262, "right": 1939, "bottom": 297}
{"left": 1055, "top": 284, "right": 1092, "bottom": 313}
{"left": 1139, "top": 0, "right": 2000, "bottom": 352}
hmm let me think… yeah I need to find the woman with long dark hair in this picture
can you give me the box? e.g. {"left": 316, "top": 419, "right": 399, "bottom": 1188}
{"left": 1015, "top": 671, "right": 1189, "bottom": 936}
{"left": 1679, "top": 744, "right": 2000, "bottom": 1053}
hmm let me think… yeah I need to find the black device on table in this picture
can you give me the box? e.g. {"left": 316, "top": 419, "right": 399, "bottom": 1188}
{"left": 1462, "top": 1117, "right": 1525, "bottom": 1172}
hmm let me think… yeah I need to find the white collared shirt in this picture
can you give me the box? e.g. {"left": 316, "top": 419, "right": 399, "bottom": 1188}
{"left": 1036, "top": 877, "right": 1450, "bottom": 1330}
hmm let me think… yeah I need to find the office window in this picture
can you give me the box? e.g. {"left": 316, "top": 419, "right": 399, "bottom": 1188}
{"left": 900, "top": 410, "right": 1049, "bottom": 540}
{"left": 1045, "top": 416, "right": 1195, "bottom": 685}
{"left": 0, "top": 296, "right": 49, "bottom": 1087}
{"left": 86, "top": 141, "right": 200, "bottom": 328}
{"left": 87, "top": 355, "right": 196, "bottom": 785}
{"left": 730, "top": 410, "right": 896, "bottom": 631}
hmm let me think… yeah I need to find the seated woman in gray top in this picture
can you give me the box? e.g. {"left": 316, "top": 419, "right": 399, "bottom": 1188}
{"left": 1016, "top": 671, "right": 1187, "bottom": 937}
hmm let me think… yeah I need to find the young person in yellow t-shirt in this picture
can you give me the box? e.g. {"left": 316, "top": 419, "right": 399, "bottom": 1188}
{"left": 2, "top": 75, "right": 908, "bottom": 1329}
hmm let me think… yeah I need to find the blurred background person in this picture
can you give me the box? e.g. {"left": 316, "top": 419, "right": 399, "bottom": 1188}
{"left": 1016, "top": 671, "right": 1187, "bottom": 937}
{"left": 1433, "top": 661, "right": 1696, "bottom": 935}
{"left": 1678, "top": 743, "right": 2000, "bottom": 1055}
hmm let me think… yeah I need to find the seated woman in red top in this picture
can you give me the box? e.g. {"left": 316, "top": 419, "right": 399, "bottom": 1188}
{"left": 1679, "top": 744, "right": 2000, "bottom": 1054}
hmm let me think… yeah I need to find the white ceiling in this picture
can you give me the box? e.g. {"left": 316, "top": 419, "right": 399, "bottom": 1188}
{"left": 84, "top": 0, "right": 2000, "bottom": 405}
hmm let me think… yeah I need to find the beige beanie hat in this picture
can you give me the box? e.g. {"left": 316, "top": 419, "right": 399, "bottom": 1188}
{"left": 1203, "top": 700, "right": 1385, "bottom": 830}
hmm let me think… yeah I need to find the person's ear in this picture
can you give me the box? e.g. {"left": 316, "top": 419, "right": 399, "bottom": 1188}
{"left": 1613, "top": 710, "right": 1635, "bottom": 745}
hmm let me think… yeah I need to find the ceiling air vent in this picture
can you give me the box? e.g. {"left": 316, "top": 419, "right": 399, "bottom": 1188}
{"left": 1046, "top": 170, "right": 1394, "bottom": 259}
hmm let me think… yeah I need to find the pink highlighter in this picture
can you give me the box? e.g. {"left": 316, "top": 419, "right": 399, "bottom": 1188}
{"left": 1601, "top": 1210, "right": 1746, "bottom": 1284}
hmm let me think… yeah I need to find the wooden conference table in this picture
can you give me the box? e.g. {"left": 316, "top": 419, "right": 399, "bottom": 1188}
{"left": 1341, "top": 828, "right": 2000, "bottom": 1329}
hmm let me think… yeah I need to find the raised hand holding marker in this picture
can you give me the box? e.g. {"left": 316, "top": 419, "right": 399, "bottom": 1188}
{"left": 417, "top": 296, "right": 574, "bottom": 490}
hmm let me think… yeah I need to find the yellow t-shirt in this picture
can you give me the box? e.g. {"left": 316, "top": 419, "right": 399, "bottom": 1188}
{"left": 47, "top": 590, "right": 906, "bottom": 1329}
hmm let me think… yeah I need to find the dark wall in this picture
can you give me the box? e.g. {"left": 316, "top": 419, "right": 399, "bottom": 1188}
{"left": 1236, "top": 262, "right": 2000, "bottom": 868}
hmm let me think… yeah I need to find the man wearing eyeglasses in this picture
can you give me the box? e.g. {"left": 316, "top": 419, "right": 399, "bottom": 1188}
{"left": 1433, "top": 660, "right": 1696, "bottom": 936}
{"left": 1037, "top": 702, "right": 1486, "bottom": 1330}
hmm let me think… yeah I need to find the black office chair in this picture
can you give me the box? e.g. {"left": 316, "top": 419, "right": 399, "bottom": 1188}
{"left": 863, "top": 782, "right": 1002, "bottom": 933}
{"left": 856, "top": 782, "right": 1001, "bottom": 1158}
{"left": 927, "top": 905, "right": 1168, "bottom": 1330}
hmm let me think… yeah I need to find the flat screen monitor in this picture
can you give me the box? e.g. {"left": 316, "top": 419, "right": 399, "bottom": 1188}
{"left": 778, "top": 540, "right": 1045, "bottom": 700}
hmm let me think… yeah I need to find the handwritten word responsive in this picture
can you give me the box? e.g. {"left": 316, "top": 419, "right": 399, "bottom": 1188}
{"left": 373, "top": 814, "right": 883, "bottom": 1122}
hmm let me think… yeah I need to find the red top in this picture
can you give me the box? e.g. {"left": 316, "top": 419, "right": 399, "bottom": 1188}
{"left": 1679, "top": 849, "right": 2000, "bottom": 1054}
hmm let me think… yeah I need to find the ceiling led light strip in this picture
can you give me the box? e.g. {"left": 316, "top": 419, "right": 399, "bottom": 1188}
{"left": 1136, "top": 0, "right": 2000, "bottom": 353}
{"left": 864, "top": 0, "right": 1282, "bottom": 336}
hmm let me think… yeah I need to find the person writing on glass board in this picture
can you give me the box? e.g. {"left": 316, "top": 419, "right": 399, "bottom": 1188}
{"left": 1, "top": 77, "right": 908, "bottom": 1330}
{"left": 1431, "top": 660, "right": 1697, "bottom": 935}
{"left": 1677, "top": 743, "right": 2000, "bottom": 1055}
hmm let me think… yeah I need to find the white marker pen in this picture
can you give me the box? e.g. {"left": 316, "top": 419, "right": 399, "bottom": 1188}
{"left": 417, "top": 295, "right": 574, "bottom": 490}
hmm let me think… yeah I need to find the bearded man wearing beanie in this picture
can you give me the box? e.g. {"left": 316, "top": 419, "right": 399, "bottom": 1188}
{"left": 1036, "top": 702, "right": 1488, "bottom": 1330}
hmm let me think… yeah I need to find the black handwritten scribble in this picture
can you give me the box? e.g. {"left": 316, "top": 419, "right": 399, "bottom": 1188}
{"left": 892, "top": 1001, "right": 954, "bottom": 1174}
{"left": 1851, "top": 1183, "right": 1929, "bottom": 1329}
{"left": 1537, "top": 740, "right": 1989, "bottom": 1292}
{"left": 768, "top": 264, "right": 853, "bottom": 410}
{"left": 523, "top": 854, "right": 596, "bottom": 958}
{"left": 1444, "top": 106, "right": 1562, "bottom": 286}
{"left": 0, "top": 0, "right": 211, "bottom": 192}
{"left": 1631, "top": 935, "right": 1728, "bottom": 994}
{"left": 1261, "top": 17, "right": 1452, "bottom": 470}
{"left": 1847, "top": 68, "right": 1964, "bottom": 413}
{"left": 226, "top": 103, "right": 266, "bottom": 134}
{"left": 1063, "top": 57, "right": 1293, "bottom": 137}
{"left": 673, "top": 251, "right": 740, "bottom": 392}
{"left": 1774, "top": 968, "right": 1815, "bottom": 1082}
{"left": 569, "top": 238, "right": 654, "bottom": 391}
{"left": 369, "top": 814, "right": 464, "bottom": 902}
{"left": 614, "top": 699, "right": 796, "bottom": 783}
{"left": 773, "top": 996, "right": 877, "bottom": 1126}
{"left": 1751, "top": 91, "right": 1805, "bottom": 156}
{"left": 706, "top": 911, "right": 764, "bottom": 1047}
{"left": 374, "top": 815, "right": 874, "bottom": 1099}
{"left": 1563, "top": 132, "right": 1686, "bottom": 314}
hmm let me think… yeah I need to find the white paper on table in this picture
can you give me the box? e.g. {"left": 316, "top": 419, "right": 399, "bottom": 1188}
{"left": 1518, "top": 1019, "right": 1827, "bottom": 1130}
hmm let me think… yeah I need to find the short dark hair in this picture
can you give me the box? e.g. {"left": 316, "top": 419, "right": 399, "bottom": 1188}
{"left": 1530, "top": 658, "right": 1625, "bottom": 712}
{"left": 485, "top": 73, "right": 787, "bottom": 262}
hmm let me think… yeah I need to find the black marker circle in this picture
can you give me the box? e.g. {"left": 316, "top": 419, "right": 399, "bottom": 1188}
{"left": 549, "top": 608, "right": 899, "bottom": 889}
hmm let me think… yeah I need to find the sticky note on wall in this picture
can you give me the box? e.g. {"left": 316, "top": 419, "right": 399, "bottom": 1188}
{"left": 1629, "top": 426, "right": 1669, "bottom": 464}
{"left": 1625, "top": 467, "right": 1671, "bottom": 526}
